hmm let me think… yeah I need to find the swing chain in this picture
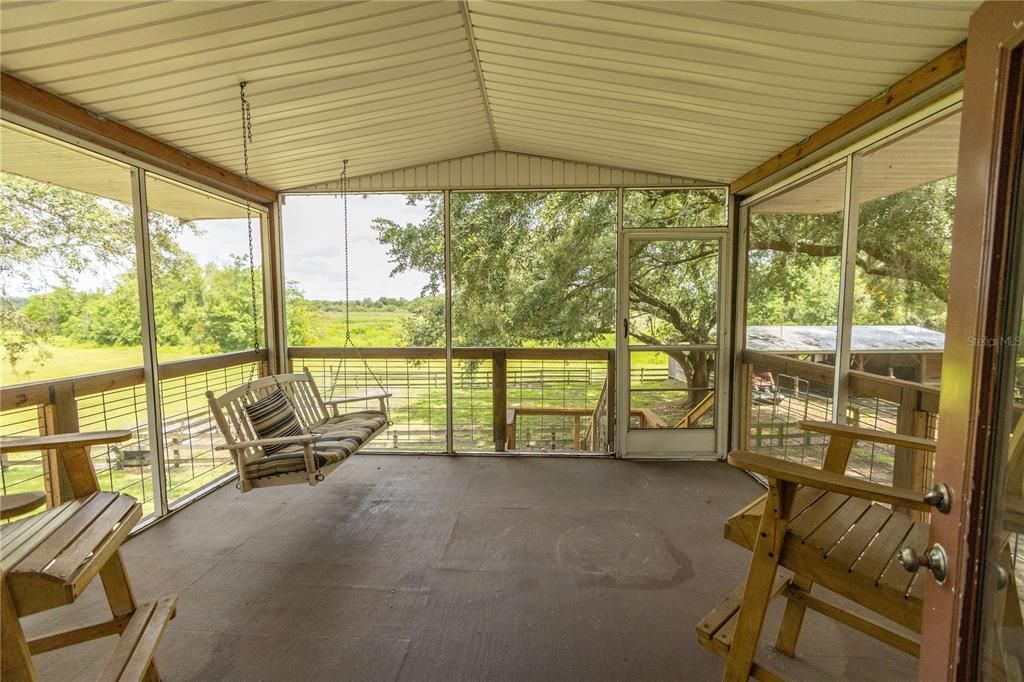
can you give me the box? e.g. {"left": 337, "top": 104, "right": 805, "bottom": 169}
{"left": 240, "top": 82, "right": 260, "bottom": 361}
{"left": 342, "top": 160, "right": 351, "bottom": 345}
{"left": 329, "top": 159, "right": 392, "bottom": 424}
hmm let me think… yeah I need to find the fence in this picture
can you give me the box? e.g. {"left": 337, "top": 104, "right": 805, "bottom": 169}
{"left": 738, "top": 349, "right": 940, "bottom": 495}
{"left": 289, "top": 347, "right": 617, "bottom": 453}
{"left": 0, "top": 350, "right": 266, "bottom": 519}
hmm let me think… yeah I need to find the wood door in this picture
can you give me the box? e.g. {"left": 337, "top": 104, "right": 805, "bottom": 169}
{"left": 920, "top": 2, "right": 1024, "bottom": 678}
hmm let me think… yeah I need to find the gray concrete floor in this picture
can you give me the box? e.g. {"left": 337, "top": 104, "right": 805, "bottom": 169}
{"left": 24, "top": 455, "right": 916, "bottom": 681}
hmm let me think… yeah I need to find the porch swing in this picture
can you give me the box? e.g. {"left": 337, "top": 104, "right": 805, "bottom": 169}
{"left": 206, "top": 82, "right": 392, "bottom": 493}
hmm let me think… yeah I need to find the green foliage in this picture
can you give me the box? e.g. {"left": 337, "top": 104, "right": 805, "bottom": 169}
{"left": 746, "top": 177, "right": 955, "bottom": 332}
{"left": 1, "top": 172, "right": 196, "bottom": 364}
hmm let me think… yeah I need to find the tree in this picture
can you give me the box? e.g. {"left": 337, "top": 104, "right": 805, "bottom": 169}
{"left": 1, "top": 173, "right": 195, "bottom": 366}
{"left": 374, "top": 183, "right": 953, "bottom": 409}
{"left": 374, "top": 190, "right": 724, "bottom": 405}
{"left": 746, "top": 177, "right": 955, "bottom": 332}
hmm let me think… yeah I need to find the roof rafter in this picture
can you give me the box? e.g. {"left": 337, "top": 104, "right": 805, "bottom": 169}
{"left": 460, "top": 0, "right": 500, "bottom": 152}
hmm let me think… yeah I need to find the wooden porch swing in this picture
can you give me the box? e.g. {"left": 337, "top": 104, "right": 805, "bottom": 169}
{"left": 206, "top": 83, "right": 391, "bottom": 493}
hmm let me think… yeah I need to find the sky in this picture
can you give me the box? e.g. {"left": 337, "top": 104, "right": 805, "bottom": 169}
{"left": 281, "top": 193, "right": 432, "bottom": 300}
{"left": 16, "top": 194, "right": 432, "bottom": 301}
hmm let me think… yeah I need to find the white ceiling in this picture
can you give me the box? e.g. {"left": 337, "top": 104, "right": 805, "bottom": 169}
{"left": 0, "top": 0, "right": 977, "bottom": 191}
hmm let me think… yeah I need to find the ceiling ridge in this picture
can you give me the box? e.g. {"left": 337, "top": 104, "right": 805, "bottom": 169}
{"left": 459, "top": 0, "right": 500, "bottom": 152}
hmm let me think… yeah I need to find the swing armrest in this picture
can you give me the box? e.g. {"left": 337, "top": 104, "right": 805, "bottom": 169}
{"left": 216, "top": 433, "right": 322, "bottom": 451}
{"left": 325, "top": 392, "right": 392, "bottom": 405}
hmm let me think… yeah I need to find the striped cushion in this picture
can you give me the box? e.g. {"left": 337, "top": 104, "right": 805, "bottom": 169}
{"left": 244, "top": 442, "right": 355, "bottom": 479}
{"left": 322, "top": 410, "right": 389, "bottom": 426}
{"left": 244, "top": 389, "right": 304, "bottom": 455}
{"left": 317, "top": 413, "right": 388, "bottom": 443}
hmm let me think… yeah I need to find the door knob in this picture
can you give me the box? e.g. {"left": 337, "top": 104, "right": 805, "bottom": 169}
{"left": 922, "top": 482, "right": 952, "bottom": 513}
{"left": 898, "top": 543, "right": 948, "bottom": 584}
{"left": 995, "top": 564, "right": 1009, "bottom": 591}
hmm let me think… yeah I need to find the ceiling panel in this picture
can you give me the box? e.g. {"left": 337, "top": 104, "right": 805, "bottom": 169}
{"left": 0, "top": 0, "right": 976, "bottom": 190}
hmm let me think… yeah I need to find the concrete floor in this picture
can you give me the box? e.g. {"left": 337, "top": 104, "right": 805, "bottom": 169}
{"left": 24, "top": 455, "right": 916, "bottom": 681}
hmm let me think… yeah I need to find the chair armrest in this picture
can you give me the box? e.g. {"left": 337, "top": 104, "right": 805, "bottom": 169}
{"left": 215, "top": 434, "right": 321, "bottom": 451}
{"left": 798, "top": 420, "right": 936, "bottom": 452}
{"left": 325, "top": 392, "right": 392, "bottom": 405}
{"left": 727, "top": 450, "right": 931, "bottom": 513}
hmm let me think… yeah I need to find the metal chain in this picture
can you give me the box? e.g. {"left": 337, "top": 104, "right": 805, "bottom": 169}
{"left": 240, "top": 82, "right": 259, "bottom": 357}
{"left": 342, "top": 160, "right": 351, "bottom": 345}
{"left": 329, "top": 160, "right": 391, "bottom": 421}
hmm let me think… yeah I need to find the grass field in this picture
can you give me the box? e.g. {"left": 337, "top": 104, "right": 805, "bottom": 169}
{"left": 305, "top": 309, "right": 417, "bottom": 347}
{"left": 1, "top": 342, "right": 199, "bottom": 385}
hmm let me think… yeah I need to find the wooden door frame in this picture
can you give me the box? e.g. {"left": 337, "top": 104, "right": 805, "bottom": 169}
{"left": 921, "top": 2, "right": 1024, "bottom": 678}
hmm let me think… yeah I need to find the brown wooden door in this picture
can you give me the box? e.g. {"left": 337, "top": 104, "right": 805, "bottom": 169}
{"left": 919, "top": 2, "right": 1024, "bottom": 678}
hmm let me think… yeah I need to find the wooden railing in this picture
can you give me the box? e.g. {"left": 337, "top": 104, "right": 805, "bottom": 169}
{"left": 290, "top": 346, "right": 616, "bottom": 453}
{"left": 739, "top": 349, "right": 941, "bottom": 493}
{"left": 0, "top": 349, "right": 267, "bottom": 511}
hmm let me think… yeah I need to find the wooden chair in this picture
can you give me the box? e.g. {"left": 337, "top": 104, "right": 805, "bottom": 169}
{"left": 207, "top": 367, "right": 391, "bottom": 492}
{"left": 0, "top": 431, "right": 177, "bottom": 681}
{"left": 697, "top": 420, "right": 939, "bottom": 681}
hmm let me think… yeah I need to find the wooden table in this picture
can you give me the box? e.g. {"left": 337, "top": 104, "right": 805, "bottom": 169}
{"left": 0, "top": 492, "right": 46, "bottom": 520}
{"left": 0, "top": 429, "right": 177, "bottom": 681}
{"left": 0, "top": 430, "right": 133, "bottom": 455}
{"left": 0, "top": 430, "right": 132, "bottom": 509}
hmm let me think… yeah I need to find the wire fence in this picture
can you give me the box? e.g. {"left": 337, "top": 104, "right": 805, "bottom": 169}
{"left": 745, "top": 361, "right": 939, "bottom": 493}
{"left": 298, "top": 357, "right": 449, "bottom": 451}
{"left": 159, "top": 361, "right": 261, "bottom": 508}
{"left": 0, "top": 355, "right": 261, "bottom": 520}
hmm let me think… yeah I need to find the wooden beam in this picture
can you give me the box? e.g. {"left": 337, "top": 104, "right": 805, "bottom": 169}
{"left": 730, "top": 41, "right": 967, "bottom": 195}
{"left": 0, "top": 72, "right": 277, "bottom": 204}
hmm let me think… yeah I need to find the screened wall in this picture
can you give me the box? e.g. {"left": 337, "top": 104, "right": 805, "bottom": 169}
{"left": 737, "top": 103, "right": 960, "bottom": 492}
{"left": 280, "top": 185, "right": 730, "bottom": 457}
{"left": 0, "top": 120, "right": 273, "bottom": 520}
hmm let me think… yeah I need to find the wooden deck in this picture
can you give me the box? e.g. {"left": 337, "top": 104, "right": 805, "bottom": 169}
{"left": 21, "top": 455, "right": 916, "bottom": 681}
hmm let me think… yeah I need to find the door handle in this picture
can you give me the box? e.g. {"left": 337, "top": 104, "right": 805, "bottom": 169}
{"left": 995, "top": 564, "right": 1009, "bottom": 591}
{"left": 922, "top": 482, "right": 952, "bottom": 514}
{"left": 898, "top": 543, "right": 948, "bottom": 584}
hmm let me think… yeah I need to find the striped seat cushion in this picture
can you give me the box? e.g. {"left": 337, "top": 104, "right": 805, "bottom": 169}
{"left": 317, "top": 413, "right": 389, "bottom": 443}
{"left": 322, "top": 410, "right": 388, "bottom": 426}
{"left": 244, "top": 441, "right": 356, "bottom": 479}
{"left": 244, "top": 388, "right": 304, "bottom": 455}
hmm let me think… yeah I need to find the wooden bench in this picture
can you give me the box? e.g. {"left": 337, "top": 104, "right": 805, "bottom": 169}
{"left": 698, "top": 421, "right": 937, "bottom": 680}
{"left": 0, "top": 431, "right": 177, "bottom": 681}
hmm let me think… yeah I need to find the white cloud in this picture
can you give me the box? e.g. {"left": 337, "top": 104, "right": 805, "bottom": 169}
{"left": 282, "top": 194, "right": 435, "bottom": 300}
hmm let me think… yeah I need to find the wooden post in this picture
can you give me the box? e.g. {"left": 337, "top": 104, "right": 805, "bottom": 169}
{"left": 38, "top": 384, "right": 80, "bottom": 505}
{"left": 893, "top": 386, "right": 918, "bottom": 515}
{"left": 505, "top": 409, "right": 516, "bottom": 450}
{"left": 492, "top": 350, "right": 507, "bottom": 452}
{"left": 739, "top": 363, "right": 753, "bottom": 450}
{"left": 573, "top": 415, "right": 581, "bottom": 450}
{"left": 606, "top": 351, "right": 616, "bottom": 454}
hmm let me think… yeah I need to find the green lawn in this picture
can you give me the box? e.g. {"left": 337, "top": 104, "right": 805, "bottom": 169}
{"left": 306, "top": 309, "right": 414, "bottom": 347}
{"left": 1, "top": 342, "right": 199, "bottom": 385}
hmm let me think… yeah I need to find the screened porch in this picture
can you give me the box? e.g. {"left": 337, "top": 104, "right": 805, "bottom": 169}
{"left": 2, "top": 1, "right": 1020, "bottom": 681}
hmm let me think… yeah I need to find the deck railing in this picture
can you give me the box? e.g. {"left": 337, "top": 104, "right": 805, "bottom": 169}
{"left": 289, "top": 347, "right": 617, "bottom": 453}
{"left": 739, "top": 349, "right": 940, "bottom": 495}
{"left": 0, "top": 349, "right": 266, "bottom": 518}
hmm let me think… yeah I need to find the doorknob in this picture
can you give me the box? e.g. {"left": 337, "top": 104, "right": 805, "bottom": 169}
{"left": 898, "top": 543, "right": 948, "bottom": 584}
{"left": 995, "top": 564, "right": 1009, "bottom": 591}
{"left": 922, "top": 482, "right": 952, "bottom": 513}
